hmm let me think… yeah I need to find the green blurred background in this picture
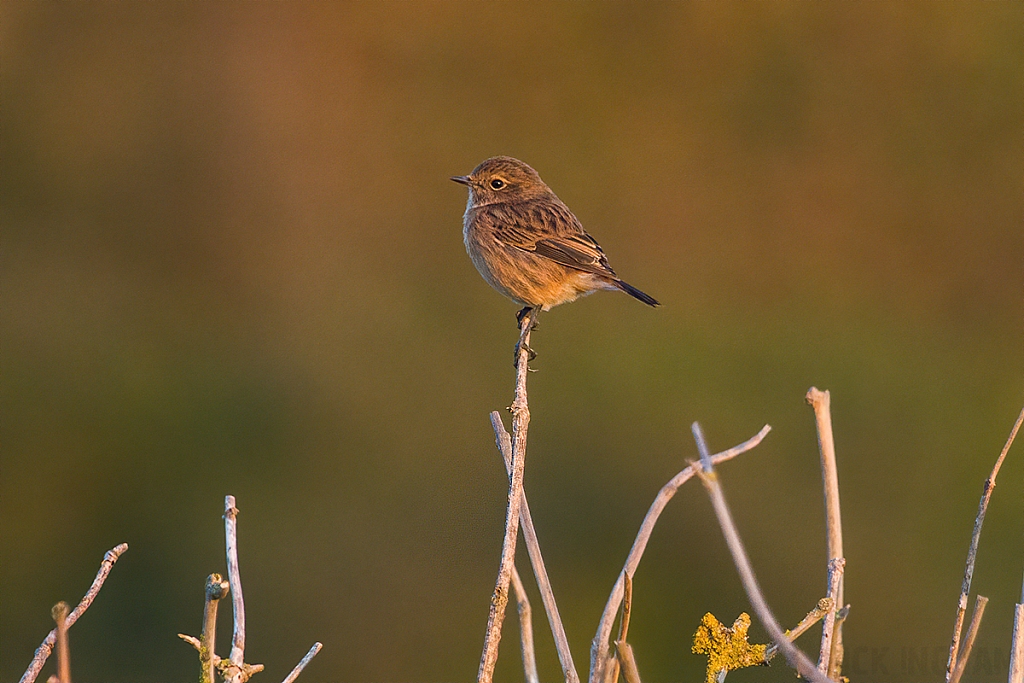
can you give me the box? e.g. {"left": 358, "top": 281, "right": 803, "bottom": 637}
{"left": 2, "top": 3, "right": 1022, "bottom": 682}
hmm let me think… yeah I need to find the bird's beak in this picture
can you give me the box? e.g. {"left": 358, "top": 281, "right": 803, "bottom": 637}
{"left": 450, "top": 175, "right": 472, "bottom": 186}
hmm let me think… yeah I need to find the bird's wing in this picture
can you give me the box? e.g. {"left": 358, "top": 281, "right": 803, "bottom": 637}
{"left": 490, "top": 202, "right": 618, "bottom": 278}
{"left": 531, "top": 234, "right": 617, "bottom": 278}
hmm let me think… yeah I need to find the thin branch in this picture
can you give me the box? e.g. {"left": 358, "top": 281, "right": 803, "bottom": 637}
{"left": 225, "top": 496, "right": 246, "bottom": 667}
{"left": 1009, "top": 602, "right": 1024, "bottom": 683}
{"left": 806, "top": 388, "right": 846, "bottom": 678}
{"left": 691, "top": 422, "right": 835, "bottom": 683}
{"left": 20, "top": 543, "right": 129, "bottom": 683}
{"left": 200, "top": 574, "right": 231, "bottom": 683}
{"left": 511, "top": 566, "right": 540, "bottom": 683}
{"left": 589, "top": 425, "right": 771, "bottom": 683}
{"left": 281, "top": 643, "right": 323, "bottom": 683}
{"left": 817, "top": 559, "right": 845, "bottom": 673}
{"left": 764, "top": 597, "right": 834, "bottom": 661}
{"left": 618, "top": 573, "right": 633, "bottom": 644}
{"left": 946, "top": 404, "right": 1024, "bottom": 682}
{"left": 492, "top": 411, "right": 579, "bottom": 683}
{"left": 478, "top": 308, "right": 538, "bottom": 683}
{"left": 949, "top": 595, "right": 988, "bottom": 683}
{"left": 51, "top": 602, "right": 70, "bottom": 683}
{"left": 614, "top": 640, "right": 642, "bottom": 683}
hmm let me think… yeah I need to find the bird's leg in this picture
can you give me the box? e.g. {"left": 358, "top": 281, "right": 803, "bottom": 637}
{"left": 514, "top": 307, "right": 539, "bottom": 368}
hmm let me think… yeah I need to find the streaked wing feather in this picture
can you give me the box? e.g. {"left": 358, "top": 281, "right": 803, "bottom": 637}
{"left": 532, "top": 237, "right": 616, "bottom": 277}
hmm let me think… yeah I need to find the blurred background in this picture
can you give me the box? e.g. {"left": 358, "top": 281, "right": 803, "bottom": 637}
{"left": 2, "top": 3, "right": 1021, "bottom": 682}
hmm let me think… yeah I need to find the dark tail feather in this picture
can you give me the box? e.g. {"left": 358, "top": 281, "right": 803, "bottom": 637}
{"left": 615, "top": 279, "right": 660, "bottom": 307}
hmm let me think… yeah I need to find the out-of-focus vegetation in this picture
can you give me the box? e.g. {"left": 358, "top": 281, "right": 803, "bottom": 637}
{"left": 2, "top": 3, "right": 1021, "bottom": 682}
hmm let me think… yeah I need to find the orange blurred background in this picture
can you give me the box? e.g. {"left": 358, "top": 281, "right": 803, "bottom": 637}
{"left": 2, "top": 4, "right": 1021, "bottom": 682}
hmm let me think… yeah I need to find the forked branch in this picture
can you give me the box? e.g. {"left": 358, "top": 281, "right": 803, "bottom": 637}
{"left": 20, "top": 543, "right": 129, "bottom": 683}
{"left": 478, "top": 308, "right": 538, "bottom": 683}
{"left": 589, "top": 425, "right": 771, "bottom": 683}
{"left": 691, "top": 422, "right": 835, "bottom": 683}
{"left": 945, "top": 404, "right": 1024, "bottom": 682}
{"left": 492, "top": 411, "right": 579, "bottom": 683}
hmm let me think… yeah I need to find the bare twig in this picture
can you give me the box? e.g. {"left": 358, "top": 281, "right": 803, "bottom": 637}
{"left": 1009, "top": 601, "right": 1024, "bottom": 683}
{"left": 614, "top": 640, "right": 642, "bottom": 683}
{"left": 511, "top": 567, "right": 540, "bottom": 683}
{"left": 690, "top": 423, "right": 835, "bottom": 683}
{"left": 604, "top": 574, "right": 637, "bottom": 683}
{"left": 20, "top": 543, "right": 129, "bottom": 683}
{"left": 806, "top": 388, "right": 846, "bottom": 678}
{"left": 179, "top": 634, "right": 205, "bottom": 650}
{"left": 225, "top": 496, "right": 246, "bottom": 667}
{"left": 817, "top": 559, "right": 845, "bottom": 673}
{"left": 281, "top": 643, "right": 323, "bottom": 683}
{"left": 589, "top": 425, "right": 771, "bottom": 683}
{"left": 492, "top": 411, "right": 579, "bottom": 683}
{"left": 618, "top": 573, "right": 633, "bottom": 644}
{"left": 479, "top": 308, "right": 538, "bottom": 683}
{"left": 201, "top": 574, "right": 230, "bottom": 683}
{"left": 764, "top": 597, "right": 834, "bottom": 661}
{"left": 946, "top": 404, "right": 1024, "bottom": 682}
{"left": 948, "top": 595, "right": 988, "bottom": 683}
{"left": 51, "top": 602, "right": 70, "bottom": 683}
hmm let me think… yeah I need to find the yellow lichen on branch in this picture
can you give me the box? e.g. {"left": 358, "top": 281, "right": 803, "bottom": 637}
{"left": 692, "top": 612, "right": 768, "bottom": 683}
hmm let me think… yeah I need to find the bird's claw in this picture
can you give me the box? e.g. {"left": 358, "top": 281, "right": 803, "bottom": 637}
{"left": 513, "top": 341, "right": 537, "bottom": 368}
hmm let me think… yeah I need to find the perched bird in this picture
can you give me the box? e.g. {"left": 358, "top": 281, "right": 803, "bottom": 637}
{"left": 452, "top": 156, "right": 659, "bottom": 326}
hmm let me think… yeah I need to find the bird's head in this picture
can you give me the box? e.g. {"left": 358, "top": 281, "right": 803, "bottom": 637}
{"left": 451, "top": 156, "right": 553, "bottom": 206}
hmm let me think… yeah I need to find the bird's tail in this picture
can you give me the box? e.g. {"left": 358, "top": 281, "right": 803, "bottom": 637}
{"left": 615, "top": 279, "right": 660, "bottom": 307}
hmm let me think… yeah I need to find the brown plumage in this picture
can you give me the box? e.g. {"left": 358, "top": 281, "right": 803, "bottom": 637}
{"left": 451, "top": 156, "right": 659, "bottom": 314}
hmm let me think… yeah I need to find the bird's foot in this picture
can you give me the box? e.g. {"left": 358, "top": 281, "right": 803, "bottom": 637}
{"left": 516, "top": 306, "right": 539, "bottom": 331}
{"left": 513, "top": 341, "right": 537, "bottom": 369}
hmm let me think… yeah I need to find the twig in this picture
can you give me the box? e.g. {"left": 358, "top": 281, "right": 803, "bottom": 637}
{"left": 608, "top": 575, "right": 638, "bottom": 683}
{"left": 806, "top": 388, "right": 846, "bottom": 678}
{"left": 614, "top": 640, "right": 642, "bottom": 683}
{"left": 20, "top": 543, "right": 129, "bottom": 683}
{"left": 691, "top": 422, "right": 835, "bottom": 683}
{"left": 202, "top": 575, "right": 230, "bottom": 683}
{"left": 764, "top": 597, "right": 834, "bottom": 661}
{"left": 492, "top": 411, "right": 580, "bottom": 683}
{"left": 618, "top": 573, "right": 633, "bottom": 644}
{"left": 589, "top": 425, "right": 771, "bottom": 683}
{"left": 281, "top": 643, "right": 323, "bottom": 683}
{"left": 1009, "top": 600, "right": 1024, "bottom": 683}
{"left": 946, "top": 404, "right": 1024, "bottom": 682}
{"left": 225, "top": 496, "right": 246, "bottom": 667}
{"left": 949, "top": 595, "right": 988, "bottom": 683}
{"left": 478, "top": 308, "right": 538, "bottom": 683}
{"left": 511, "top": 567, "right": 540, "bottom": 683}
{"left": 817, "top": 559, "right": 845, "bottom": 673}
{"left": 51, "top": 602, "right": 70, "bottom": 683}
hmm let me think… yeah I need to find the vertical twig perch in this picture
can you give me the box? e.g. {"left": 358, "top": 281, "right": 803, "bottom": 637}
{"left": 20, "top": 543, "right": 129, "bottom": 683}
{"left": 691, "top": 422, "right": 835, "bottom": 683}
{"left": 478, "top": 309, "right": 538, "bottom": 683}
{"left": 492, "top": 411, "right": 580, "bottom": 683}
{"left": 589, "top": 426, "right": 771, "bottom": 683}
{"left": 806, "top": 388, "right": 846, "bottom": 679}
{"left": 946, "top": 404, "right": 1024, "bottom": 682}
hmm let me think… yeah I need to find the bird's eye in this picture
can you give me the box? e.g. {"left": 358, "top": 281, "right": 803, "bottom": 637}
{"left": 490, "top": 179, "right": 505, "bottom": 189}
